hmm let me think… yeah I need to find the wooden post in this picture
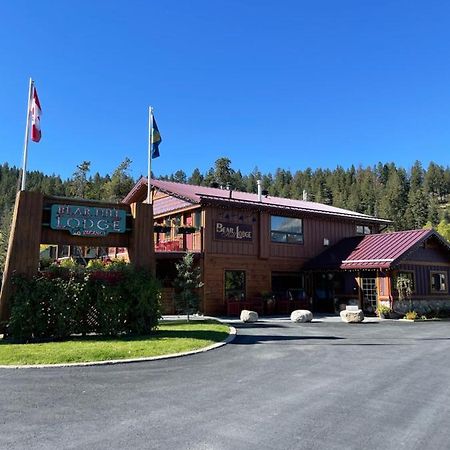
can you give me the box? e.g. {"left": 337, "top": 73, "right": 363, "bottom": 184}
{"left": 0, "top": 191, "right": 43, "bottom": 324}
{"left": 128, "top": 201, "right": 155, "bottom": 274}
{"left": 357, "top": 270, "right": 362, "bottom": 309}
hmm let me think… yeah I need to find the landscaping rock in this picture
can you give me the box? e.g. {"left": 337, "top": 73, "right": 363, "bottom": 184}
{"left": 240, "top": 310, "right": 258, "bottom": 323}
{"left": 340, "top": 309, "right": 364, "bottom": 323}
{"left": 290, "top": 310, "right": 313, "bottom": 323}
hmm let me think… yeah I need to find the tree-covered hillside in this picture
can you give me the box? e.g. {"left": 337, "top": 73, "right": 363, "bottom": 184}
{"left": 1, "top": 157, "right": 449, "bottom": 270}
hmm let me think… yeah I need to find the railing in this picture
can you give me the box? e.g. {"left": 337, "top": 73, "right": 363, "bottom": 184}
{"left": 155, "top": 240, "right": 182, "bottom": 252}
{"left": 154, "top": 230, "right": 203, "bottom": 253}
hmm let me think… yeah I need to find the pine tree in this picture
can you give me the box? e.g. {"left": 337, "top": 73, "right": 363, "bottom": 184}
{"left": 213, "top": 157, "right": 235, "bottom": 188}
{"left": 378, "top": 167, "right": 408, "bottom": 229}
{"left": 188, "top": 168, "right": 203, "bottom": 186}
{"left": 173, "top": 253, "right": 204, "bottom": 321}
{"left": 69, "top": 161, "right": 91, "bottom": 198}
{"left": 103, "top": 158, "right": 134, "bottom": 202}
{"left": 171, "top": 170, "right": 187, "bottom": 184}
{"left": 405, "top": 188, "right": 428, "bottom": 229}
{"left": 436, "top": 219, "right": 450, "bottom": 243}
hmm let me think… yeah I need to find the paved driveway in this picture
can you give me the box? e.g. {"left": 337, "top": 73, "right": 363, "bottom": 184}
{"left": 1, "top": 319, "right": 450, "bottom": 450}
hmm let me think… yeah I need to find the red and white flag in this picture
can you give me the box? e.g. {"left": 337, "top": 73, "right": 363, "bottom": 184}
{"left": 30, "top": 86, "right": 42, "bottom": 142}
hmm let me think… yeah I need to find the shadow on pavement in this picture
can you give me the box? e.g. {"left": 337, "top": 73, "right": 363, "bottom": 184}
{"left": 234, "top": 323, "right": 290, "bottom": 329}
{"left": 232, "top": 335, "right": 345, "bottom": 344}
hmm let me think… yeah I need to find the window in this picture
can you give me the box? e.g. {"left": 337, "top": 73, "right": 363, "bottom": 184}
{"left": 271, "top": 216, "right": 303, "bottom": 244}
{"left": 225, "top": 270, "right": 246, "bottom": 301}
{"left": 356, "top": 225, "right": 371, "bottom": 235}
{"left": 430, "top": 271, "right": 448, "bottom": 293}
{"left": 193, "top": 211, "right": 202, "bottom": 230}
{"left": 397, "top": 271, "right": 415, "bottom": 292}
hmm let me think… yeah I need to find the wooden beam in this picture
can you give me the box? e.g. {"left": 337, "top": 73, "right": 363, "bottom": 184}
{"left": 0, "top": 191, "right": 43, "bottom": 324}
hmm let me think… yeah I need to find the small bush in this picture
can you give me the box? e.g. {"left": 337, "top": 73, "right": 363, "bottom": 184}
{"left": 404, "top": 310, "right": 418, "bottom": 321}
{"left": 86, "top": 259, "right": 105, "bottom": 270}
{"left": 59, "top": 257, "right": 80, "bottom": 270}
{"left": 376, "top": 304, "right": 391, "bottom": 317}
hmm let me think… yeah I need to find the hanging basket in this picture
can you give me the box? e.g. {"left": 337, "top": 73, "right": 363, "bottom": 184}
{"left": 154, "top": 225, "right": 171, "bottom": 233}
{"left": 177, "top": 226, "right": 197, "bottom": 234}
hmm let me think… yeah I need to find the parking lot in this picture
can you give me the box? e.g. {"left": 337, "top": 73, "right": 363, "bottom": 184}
{"left": 1, "top": 318, "right": 449, "bottom": 450}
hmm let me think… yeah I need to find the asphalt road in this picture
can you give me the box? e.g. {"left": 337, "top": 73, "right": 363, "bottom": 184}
{"left": 1, "top": 318, "right": 450, "bottom": 450}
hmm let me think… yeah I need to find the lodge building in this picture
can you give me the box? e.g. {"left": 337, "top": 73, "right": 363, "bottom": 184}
{"left": 120, "top": 178, "right": 450, "bottom": 317}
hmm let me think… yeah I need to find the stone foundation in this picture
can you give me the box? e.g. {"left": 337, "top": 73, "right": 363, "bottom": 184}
{"left": 394, "top": 299, "right": 450, "bottom": 315}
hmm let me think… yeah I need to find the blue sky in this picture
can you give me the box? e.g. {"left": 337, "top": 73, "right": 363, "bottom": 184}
{"left": 1, "top": 0, "right": 450, "bottom": 181}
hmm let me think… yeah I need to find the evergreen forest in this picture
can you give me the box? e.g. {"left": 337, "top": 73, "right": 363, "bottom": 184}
{"left": 1, "top": 157, "right": 449, "bottom": 270}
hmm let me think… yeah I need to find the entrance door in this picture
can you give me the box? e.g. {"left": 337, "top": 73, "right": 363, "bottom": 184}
{"left": 361, "top": 277, "right": 377, "bottom": 313}
{"left": 312, "top": 273, "right": 335, "bottom": 313}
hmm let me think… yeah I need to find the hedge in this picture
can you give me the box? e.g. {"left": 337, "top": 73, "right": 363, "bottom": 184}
{"left": 8, "top": 266, "right": 161, "bottom": 342}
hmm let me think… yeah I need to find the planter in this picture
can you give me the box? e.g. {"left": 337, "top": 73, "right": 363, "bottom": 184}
{"left": 154, "top": 225, "right": 171, "bottom": 233}
{"left": 177, "top": 226, "right": 197, "bottom": 234}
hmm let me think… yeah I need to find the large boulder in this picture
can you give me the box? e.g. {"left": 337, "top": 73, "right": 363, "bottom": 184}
{"left": 290, "top": 310, "right": 313, "bottom": 323}
{"left": 340, "top": 309, "right": 364, "bottom": 323}
{"left": 240, "top": 310, "right": 258, "bottom": 323}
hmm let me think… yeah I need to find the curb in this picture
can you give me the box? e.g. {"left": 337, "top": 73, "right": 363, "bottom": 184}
{"left": 0, "top": 325, "right": 237, "bottom": 370}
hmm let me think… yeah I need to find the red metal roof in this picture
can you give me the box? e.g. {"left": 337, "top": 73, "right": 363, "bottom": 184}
{"left": 153, "top": 195, "right": 194, "bottom": 216}
{"left": 340, "top": 229, "right": 435, "bottom": 269}
{"left": 123, "top": 178, "right": 391, "bottom": 224}
{"left": 305, "top": 229, "right": 448, "bottom": 271}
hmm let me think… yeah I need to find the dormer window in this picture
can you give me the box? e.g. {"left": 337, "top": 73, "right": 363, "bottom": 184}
{"left": 356, "top": 225, "right": 371, "bottom": 235}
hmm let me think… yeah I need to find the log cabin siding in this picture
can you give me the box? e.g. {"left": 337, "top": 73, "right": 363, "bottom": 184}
{"left": 204, "top": 206, "right": 375, "bottom": 260}
{"left": 402, "top": 243, "right": 450, "bottom": 264}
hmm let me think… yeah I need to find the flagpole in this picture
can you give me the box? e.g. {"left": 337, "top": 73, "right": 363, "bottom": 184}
{"left": 147, "top": 106, "right": 154, "bottom": 204}
{"left": 21, "top": 77, "right": 33, "bottom": 191}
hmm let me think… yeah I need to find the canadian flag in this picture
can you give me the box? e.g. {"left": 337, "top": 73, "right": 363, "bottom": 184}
{"left": 30, "top": 86, "right": 42, "bottom": 142}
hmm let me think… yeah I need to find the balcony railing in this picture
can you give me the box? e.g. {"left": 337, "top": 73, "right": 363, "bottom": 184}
{"left": 154, "top": 230, "right": 203, "bottom": 253}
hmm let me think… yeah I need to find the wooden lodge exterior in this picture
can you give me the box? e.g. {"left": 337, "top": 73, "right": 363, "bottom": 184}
{"left": 305, "top": 229, "right": 450, "bottom": 315}
{"left": 123, "top": 179, "right": 396, "bottom": 316}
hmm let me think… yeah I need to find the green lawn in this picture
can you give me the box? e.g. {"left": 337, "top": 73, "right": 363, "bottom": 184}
{"left": 0, "top": 320, "right": 230, "bottom": 365}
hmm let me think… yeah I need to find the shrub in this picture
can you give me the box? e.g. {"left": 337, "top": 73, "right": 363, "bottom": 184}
{"left": 86, "top": 259, "right": 105, "bottom": 270}
{"left": 376, "top": 304, "right": 391, "bottom": 317}
{"left": 404, "top": 310, "right": 418, "bottom": 321}
{"left": 8, "top": 265, "right": 161, "bottom": 342}
{"left": 59, "top": 257, "right": 80, "bottom": 270}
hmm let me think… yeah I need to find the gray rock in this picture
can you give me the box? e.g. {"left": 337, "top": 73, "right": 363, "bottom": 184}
{"left": 290, "top": 310, "right": 313, "bottom": 323}
{"left": 340, "top": 309, "right": 364, "bottom": 323}
{"left": 240, "top": 310, "right": 258, "bottom": 323}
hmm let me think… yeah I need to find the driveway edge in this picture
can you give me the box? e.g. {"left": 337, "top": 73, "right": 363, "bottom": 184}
{"left": 0, "top": 325, "right": 237, "bottom": 370}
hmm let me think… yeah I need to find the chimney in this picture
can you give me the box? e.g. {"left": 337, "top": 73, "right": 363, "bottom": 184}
{"left": 302, "top": 189, "right": 308, "bottom": 201}
{"left": 257, "top": 179, "right": 262, "bottom": 202}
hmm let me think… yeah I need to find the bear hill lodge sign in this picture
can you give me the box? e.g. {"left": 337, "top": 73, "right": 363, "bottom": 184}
{"left": 50, "top": 204, "right": 127, "bottom": 237}
{"left": 215, "top": 221, "right": 253, "bottom": 241}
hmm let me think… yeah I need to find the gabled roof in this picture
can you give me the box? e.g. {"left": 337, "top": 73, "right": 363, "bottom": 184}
{"left": 304, "top": 229, "right": 450, "bottom": 271}
{"left": 123, "top": 178, "right": 391, "bottom": 224}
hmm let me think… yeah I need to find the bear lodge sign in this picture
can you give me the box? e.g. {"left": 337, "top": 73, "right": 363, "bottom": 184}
{"left": 50, "top": 204, "right": 127, "bottom": 237}
{"left": 215, "top": 221, "right": 252, "bottom": 241}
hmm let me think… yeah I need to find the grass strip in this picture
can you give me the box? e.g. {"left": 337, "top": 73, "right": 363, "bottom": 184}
{"left": 0, "top": 320, "right": 230, "bottom": 365}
